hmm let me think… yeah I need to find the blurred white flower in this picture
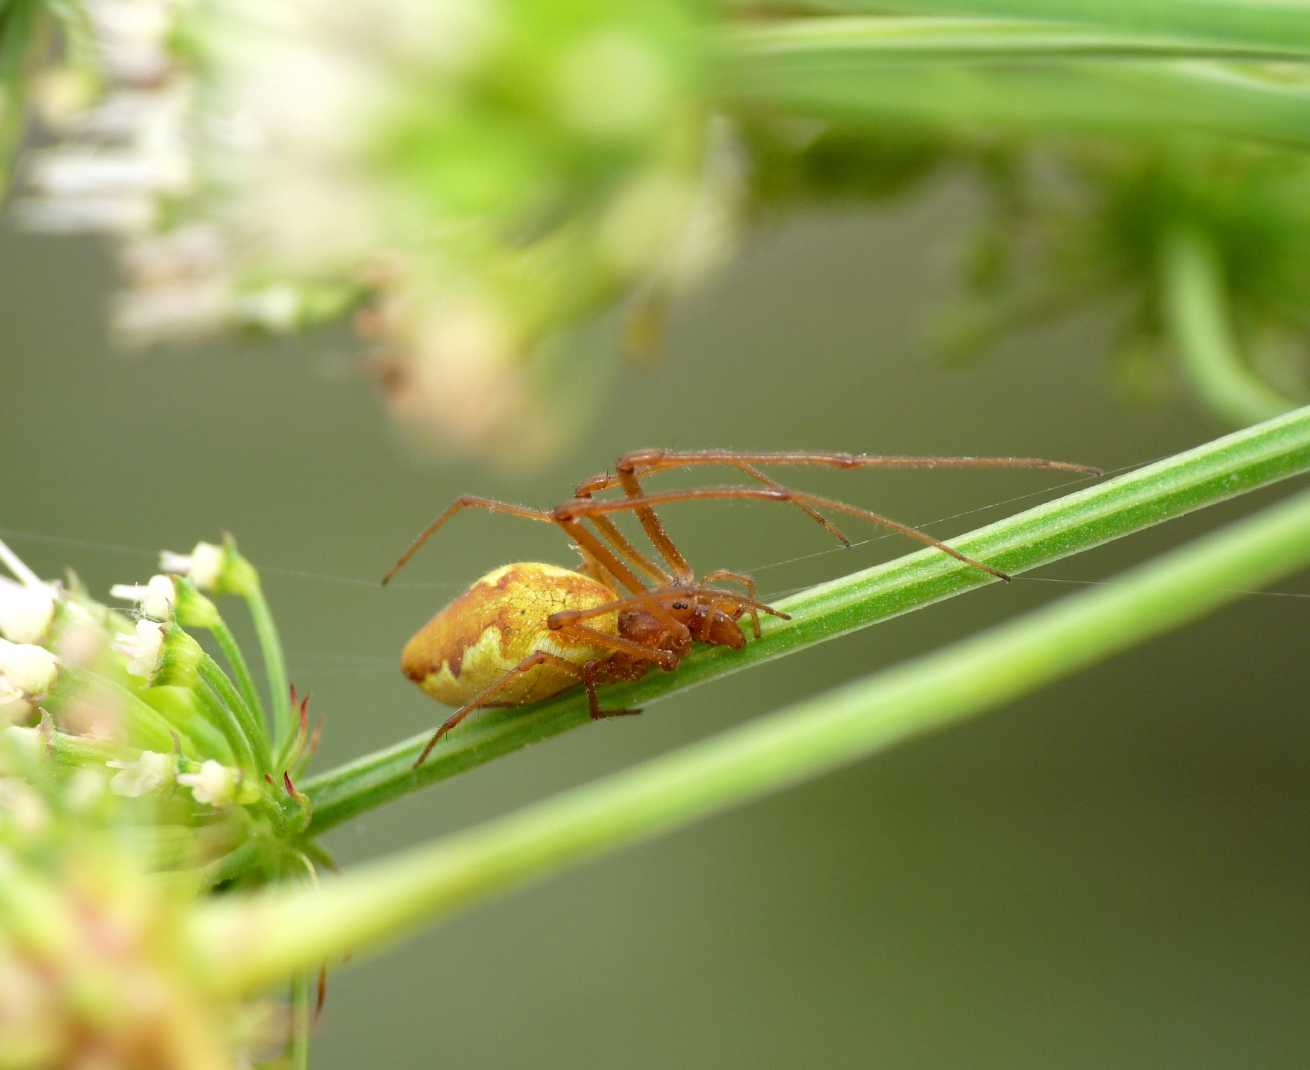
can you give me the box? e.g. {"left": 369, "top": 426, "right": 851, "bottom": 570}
{"left": 0, "top": 640, "right": 59, "bottom": 697}
{"left": 159, "top": 542, "right": 225, "bottom": 590}
{"left": 0, "top": 778, "right": 50, "bottom": 834}
{"left": 0, "top": 577, "right": 57, "bottom": 644}
{"left": 112, "top": 619, "right": 166, "bottom": 679}
{"left": 65, "top": 768, "right": 110, "bottom": 812}
{"left": 107, "top": 750, "right": 177, "bottom": 798}
{"left": 177, "top": 760, "right": 238, "bottom": 806}
{"left": 110, "top": 574, "right": 176, "bottom": 621}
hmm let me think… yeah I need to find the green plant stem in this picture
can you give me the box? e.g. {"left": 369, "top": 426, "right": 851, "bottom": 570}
{"left": 303, "top": 406, "right": 1310, "bottom": 833}
{"left": 795, "top": 1, "right": 1310, "bottom": 58}
{"left": 242, "top": 581, "right": 291, "bottom": 763}
{"left": 728, "top": 16, "right": 1310, "bottom": 63}
{"left": 3, "top": 724, "right": 123, "bottom": 768}
{"left": 198, "top": 484, "right": 1310, "bottom": 995}
{"left": 59, "top": 670, "right": 187, "bottom": 756}
{"left": 1162, "top": 225, "right": 1300, "bottom": 428}
{"left": 145, "top": 687, "right": 236, "bottom": 765}
{"left": 288, "top": 972, "right": 312, "bottom": 1070}
{"left": 197, "top": 655, "right": 270, "bottom": 774}
{"left": 718, "top": 42, "right": 1310, "bottom": 148}
{"left": 206, "top": 618, "right": 266, "bottom": 745}
{"left": 196, "top": 681, "right": 258, "bottom": 776}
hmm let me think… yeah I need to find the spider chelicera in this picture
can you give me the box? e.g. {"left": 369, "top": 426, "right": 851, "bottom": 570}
{"left": 385, "top": 448, "right": 1100, "bottom": 767}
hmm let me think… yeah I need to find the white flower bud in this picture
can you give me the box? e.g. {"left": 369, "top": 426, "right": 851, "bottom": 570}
{"left": 0, "top": 640, "right": 59, "bottom": 696}
{"left": 176, "top": 759, "right": 238, "bottom": 806}
{"left": 110, "top": 574, "right": 177, "bottom": 621}
{"left": 0, "top": 577, "right": 57, "bottom": 644}
{"left": 113, "top": 620, "right": 166, "bottom": 679}
{"left": 108, "top": 750, "right": 177, "bottom": 798}
{"left": 159, "top": 542, "right": 225, "bottom": 590}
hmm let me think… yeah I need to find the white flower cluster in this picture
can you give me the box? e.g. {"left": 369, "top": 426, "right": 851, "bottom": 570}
{"left": 0, "top": 639, "right": 59, "bottom": 722}
{"left": 0, "top": 540, "right": 61, "bottom": 721}
{"left": 10, "top": 0, "right": 239, "bottom": 343}
{"left": 15, "top": 0, "right": 194, "bottom": 233}
{"left": 105, "top": 750, "right": 241, "bottom": 806}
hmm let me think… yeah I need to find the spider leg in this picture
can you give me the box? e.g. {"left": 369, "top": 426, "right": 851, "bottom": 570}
{"left": 384, "top": 496, "right": 553, "bottom": 586}
{"left": 414, "top": 650, "right": 589, "bottom": 765}
{"left": 414, "top": 646, "right": 648, "bottom": 766}
{"left": 605, "top": 449, "right": 1103, "bottom": 478}
{"left": 557, "top": 622, "right": 679, "bottom": 670}
{"left": 571, "top": 478, "right": 673, "bottom": 587}
{"left": 383, "top": 492, "right": 650, "bottom": 597}
{"left": 555, "top": 485, "right": 1014, "bottom": 582}
{"left": 578, "top": 449, "right": 1101, "bottom": 554}
{"left": 702, "top": 568, "right": 762, "bottom": 638}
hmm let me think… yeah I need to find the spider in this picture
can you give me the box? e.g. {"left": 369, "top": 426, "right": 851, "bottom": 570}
{"left": 386, "top": 449, "right": 1101, "bottom": 767}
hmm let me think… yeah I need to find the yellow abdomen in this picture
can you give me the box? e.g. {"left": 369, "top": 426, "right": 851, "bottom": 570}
{"left": 401, "top": 563, "right": 620, "bottom": 707}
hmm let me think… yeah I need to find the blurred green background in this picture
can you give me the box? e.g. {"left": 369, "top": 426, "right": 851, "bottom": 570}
{"left": 3, "top": 182, "right": 1307, "bottom": 1067}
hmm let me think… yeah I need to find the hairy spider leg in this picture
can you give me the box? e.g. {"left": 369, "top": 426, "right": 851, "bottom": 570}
{"left": 578, "top": 449, "right": 1102, "bottom": 562}
{"left": 570, "top": 478, "right": 674, "bottom": 587}
{"left": 546, "top": 583, "right": 790, "bottom": 639}
{"left": 609, "top": 449, "right": 1104, "bottom": 477}
{"left": 573, "top": 462, "right": 826, "bottom": 585}
{"left": 382, "top": 496, "right": 553, "bottom": 587}
{"left": 554, "top": 484, "right": 1014, "bottom": 582}
{"left": 550, "top": 514, "right": 690, "bottom": 637}
{"left": 414, "top": 650, "right": 642, "bottom": 766}
{"left": 382, "top": 494, "right": 661, "bottom": 607}
{"left": 702, "top": 569, "right": 763, "bottom": 637}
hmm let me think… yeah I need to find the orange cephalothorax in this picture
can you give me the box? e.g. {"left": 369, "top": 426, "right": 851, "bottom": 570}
{"left": 401, "top": 563, "right": 619, "bottom": 707}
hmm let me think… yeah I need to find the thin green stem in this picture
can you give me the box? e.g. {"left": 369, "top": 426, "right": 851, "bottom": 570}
{"left": 145, "top": 687, "right": 236, "bottom": 765}
{"left": 196, "top": 680, "right": 258, "bottom": 775}
{"left": 244, "top": 581, "right": 292, "bottom": 763}
{"left": 303, "top": 405, "right": 1310, "bottom": 834}
{"left": 1162, "top": 224, "right": 1300, "bottom": 428}
{"left": 787, "top": 1, "right": 1310, "bottom": 59}
{"left": 199, "top": 484, "right": 1310, "bottom": 995}
{"left": 3, "top": 724, "right": 124, "bottom": 768}
{"left": 198, "top": 655, "right": 271, "bottom": 774}
{"left": 718, "top": 44, "right": 1310, "bottom": 148}
{"left": 58, "top": 669, "right": 189, "bottom": 756}
{"left": 728, "top": 17, "right": 1310, "bottom": 63}
{"left": 288, "top": 972, "right": 312, "bottom": 1070}
{"left": 207, "top": 618, "right": 267, "bottom": 744}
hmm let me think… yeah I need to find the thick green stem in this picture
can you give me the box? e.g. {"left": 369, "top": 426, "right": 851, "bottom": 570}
{"left": 1162, "top": 225, "right": 1300, "bottom": 428}
{"left": 198, "top": 484, "right": 1310, "bottom": 995}
{"left": 303, "top": 406, "right": 1310, "bottom": 833}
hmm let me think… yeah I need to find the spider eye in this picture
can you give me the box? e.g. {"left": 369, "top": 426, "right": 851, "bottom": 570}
{"left": 671, "top": 601, "right": 688, "bottom": 610}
